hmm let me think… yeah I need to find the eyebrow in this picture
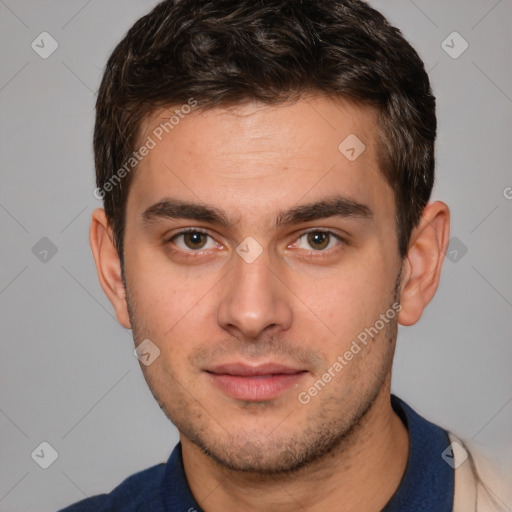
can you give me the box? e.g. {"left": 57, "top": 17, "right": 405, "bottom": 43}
{"left": 276, "top": 196, "right": 372, "bottom": 225}
{"left": 141, "top": 199, "right": 231, "bottom": 227}
{"left": 141, "top": 196, "right": 373, "bottom": 228}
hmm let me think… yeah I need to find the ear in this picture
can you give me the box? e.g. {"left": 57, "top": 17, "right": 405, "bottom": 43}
{"left": 89, "top": 208, "right": 131, "bottom": 329}
{"left": 398, "top": 201, "right": 450, "bottom": 326}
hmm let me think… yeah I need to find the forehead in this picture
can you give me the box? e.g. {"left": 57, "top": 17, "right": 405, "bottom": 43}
{"left": 128, "top": 95, "right": 392, "bottom": 224}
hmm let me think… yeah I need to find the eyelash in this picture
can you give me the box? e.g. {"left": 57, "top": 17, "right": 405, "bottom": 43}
{"left": 167, "top": 228, "right": 218, "bottom": 254}
{"left": 166, "top": 228, "right": 346, "bottom": 256}
{"left": 290, "top": 230, "right": 344, "bottom": 253}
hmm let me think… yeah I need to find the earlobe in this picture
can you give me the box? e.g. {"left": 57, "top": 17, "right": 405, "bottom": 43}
{"left": 398, "top": 201, "right": 450, "bottom": 326}
{"left": 89, "top": 208, "right": 132, "bottom": 329}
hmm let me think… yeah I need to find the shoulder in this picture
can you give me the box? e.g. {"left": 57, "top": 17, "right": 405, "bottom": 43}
{"left": 58, "top": 462, "right": 166, "bottom": 512}
{"left": 449, "top": 432, "right": 512, "bottom": 512}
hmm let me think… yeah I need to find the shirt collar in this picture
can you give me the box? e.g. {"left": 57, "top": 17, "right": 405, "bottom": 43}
{"left": 382, "top": 395, "right": 454, "bottom": 511}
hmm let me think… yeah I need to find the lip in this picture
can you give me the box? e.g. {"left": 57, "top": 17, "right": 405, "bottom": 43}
{"left": 205, "top": 362, "right": 308, "bottom": 401}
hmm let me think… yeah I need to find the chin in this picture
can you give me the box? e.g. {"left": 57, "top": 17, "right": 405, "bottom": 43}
{"left": 182, "top": 414, "right": 359, "bottom": 475}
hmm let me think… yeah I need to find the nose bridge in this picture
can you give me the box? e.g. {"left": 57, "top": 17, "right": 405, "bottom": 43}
{"left": 216, "top": 248, "right": 292, "bottom": 338}
{"left": 235, "top": 251, "right": 274, "bottom": 301}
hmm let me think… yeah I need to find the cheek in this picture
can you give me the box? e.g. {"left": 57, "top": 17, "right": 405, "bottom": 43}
{"left": 299, "top": 258, "right": 393, "bottom": 341}
{"left": 127, "top": 249, "right": 214, "bottom": 329}
{"left": 127, "top": 263, "right": 224, "bottom": 383}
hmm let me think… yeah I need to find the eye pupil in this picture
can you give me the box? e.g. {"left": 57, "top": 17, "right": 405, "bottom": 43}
{"left": 307, "top": 231, "right": 329, "bottom": 250}
{"left": 184, "top": 232, "right": 207, "bottom": 249}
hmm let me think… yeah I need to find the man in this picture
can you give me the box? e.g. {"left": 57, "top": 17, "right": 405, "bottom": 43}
{"left": 60, "top": 0, "right": 510, "bottom": 510}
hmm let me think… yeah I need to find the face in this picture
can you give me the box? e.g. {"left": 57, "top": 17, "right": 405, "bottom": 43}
{"left": 122, "top": 96, "right": 403, "bottom": 474}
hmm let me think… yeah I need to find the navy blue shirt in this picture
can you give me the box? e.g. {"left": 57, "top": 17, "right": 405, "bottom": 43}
{"left": 59, "top": 396, "right": 454, "bottom": 511}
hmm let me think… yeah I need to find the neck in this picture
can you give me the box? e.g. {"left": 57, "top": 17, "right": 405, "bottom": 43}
{"left": 181, "top": 387, "right": 409, "bottom": 512}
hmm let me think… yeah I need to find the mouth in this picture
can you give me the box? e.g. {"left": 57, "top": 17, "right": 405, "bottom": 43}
{"left": 205, "top": 362, "right": 309, "bottom": 401}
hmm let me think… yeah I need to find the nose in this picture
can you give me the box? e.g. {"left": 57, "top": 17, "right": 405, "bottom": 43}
{"left": 216, "top": 249, "right": 293, "bottom": 340}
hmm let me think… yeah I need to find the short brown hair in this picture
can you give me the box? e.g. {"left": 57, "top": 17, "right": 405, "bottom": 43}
{"left": 94, "top": 0, "right": 436, "bottom": 265}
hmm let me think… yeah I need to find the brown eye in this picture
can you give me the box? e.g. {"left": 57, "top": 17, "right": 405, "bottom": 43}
{"left": 171, "top": 230, "right": 218, "bottom": 252}
{"left": 290, "top": 230, "right": 342, "bottom": 253}
{"left": 183, "top": 232, "right": 208, "bottom": 249}
{"left": 306, "top": 231, "right": 330, "bottom": 250}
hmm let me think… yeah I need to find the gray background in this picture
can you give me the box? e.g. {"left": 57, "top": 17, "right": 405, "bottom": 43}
{"left": 0, "top": 0, "right": 511, "bottom": 510}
